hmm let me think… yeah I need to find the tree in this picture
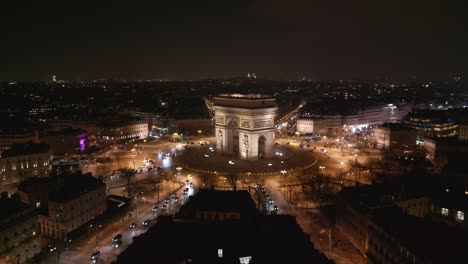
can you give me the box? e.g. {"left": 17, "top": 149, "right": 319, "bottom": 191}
{"left": 307, "top": 172, "right": 333, "bottom": 208}
{"left": 280, "top": 171, "right": 299, "bottom": 201}
{"left": 226, "top": 173, "right": 240, "bottom": 190}
{"left": 199, "top": 174, "right": 217, "bottom": 189}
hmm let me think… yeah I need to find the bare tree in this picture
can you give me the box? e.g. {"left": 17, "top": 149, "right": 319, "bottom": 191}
{"left": 226, "top": 173, "right": 240, "bottom": 190}
{"left": 199, "top": 174, "right": 217, "bottom": 189}
{"left": 280, "top": 171, "right": 299, "bottom": 201}
{"left": 307, "top": 172, "right": 333, "bottom": 208}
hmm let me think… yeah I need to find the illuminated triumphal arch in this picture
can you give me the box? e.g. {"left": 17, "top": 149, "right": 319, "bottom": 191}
{"left": 214, "top": 94, "right": 277, "bottom": 161}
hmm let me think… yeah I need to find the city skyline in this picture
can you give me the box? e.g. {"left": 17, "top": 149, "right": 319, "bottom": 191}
{"left": 1, "top": 0, "right": 467, "bottom": 81}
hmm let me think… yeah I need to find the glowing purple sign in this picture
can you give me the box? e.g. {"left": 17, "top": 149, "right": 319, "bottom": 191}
{"left": 79, "top": 139, "right": 86, "bottom": 152}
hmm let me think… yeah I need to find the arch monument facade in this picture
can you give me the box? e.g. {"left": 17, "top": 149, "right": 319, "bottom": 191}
{"left": 214, "top": 94, "right": 277, "bottom": 161}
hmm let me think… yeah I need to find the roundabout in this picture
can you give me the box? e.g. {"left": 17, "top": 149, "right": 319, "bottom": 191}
{"left": 174, "top": 141, "right": 317, "bottom": 176}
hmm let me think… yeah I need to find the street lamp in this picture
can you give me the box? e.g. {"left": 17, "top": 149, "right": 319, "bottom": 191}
{"left": 280, "top": 170, "right": 287, "bottom": 177}
{"left": 176, "top": 167, "right": 182, "bottom": 175}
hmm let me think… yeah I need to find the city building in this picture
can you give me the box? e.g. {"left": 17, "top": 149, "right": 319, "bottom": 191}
{"left": 97, "top": 120, "right": 148, "bottom": 143}
{"left": 0, "top": 192, "right": 41, "bottom": 264}
{"left": 459, "top": 123, "right": 468, "bottom": 141}
{"left": 17, "top": 173, "right": 106, "bottom": 241}
{"left": 40, "top": 128, "right": 88, "bottom": 155}
{"left": 117, "top": 189, "right": 333, "bottom": 264}
{"left": 46, "top": 119, "right": 97, "bottom": 139}
{"left": 0, "top": 143, "right": 51, "bottom": 186}
{"left": 214, "top": 94, "right": 277, "bottom": 160}
{"left": 337, "top": 178, "right": 467, "bottom": 261}
{"left": 404, "top": 111, "right": 458, "bottom": 138}
{"left": 423, "top": 138, "right": 468, "bottom": 169}
{"left": 167, "top": 118, "right": 213, "bottom": 136}
{"left": 367, "top": 208, "right": 468, "bottom": 264}
{"left": 296, "top": 119, "right": 314, "bottom": 134}
{"left": 0, "top": 128, "right": 38, "bottom": 152}
{"left": 336, "top": 182, "right": 432, "bottom": 255}
{"left": 297, "top": 104, "right": 409, "bottom": 136}
{"left": 371, "top": 123, "right": 417, "bottom": 151}
{"left": 430, "top": 183, "right": 467, "bottom": 229}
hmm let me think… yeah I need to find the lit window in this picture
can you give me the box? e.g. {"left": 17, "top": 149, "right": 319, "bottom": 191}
{"left": 218, "top": 249, "right": 223, "bottom": 258}
{"left": 441, "top": 208, "right": 449, "bottom": 216}
{"left": 456, "top": 211, "right": 464, "bottom": 222}
{"left": 239, "top": 256, "right": 252, "bottom": 264}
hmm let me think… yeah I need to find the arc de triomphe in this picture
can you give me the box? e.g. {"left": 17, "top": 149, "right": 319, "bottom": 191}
{"left": 213, "top": 94, "right": 277, "bottom": 161}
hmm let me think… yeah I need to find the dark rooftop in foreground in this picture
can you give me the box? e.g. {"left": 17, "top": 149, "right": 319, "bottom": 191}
{"left": 176, "top": 189, "right": 258, "bottom": 219}
{"left": 0, "top": 193, "right": 36, "bottom": 231}
{"left": 18, "top": 172, "right": 105, "bottom": 203}
{"left": 1, "top": 142, "right": 49, "bottom": 157}
{"left": 116, "top": 190, "right": 333, "bottom": 264}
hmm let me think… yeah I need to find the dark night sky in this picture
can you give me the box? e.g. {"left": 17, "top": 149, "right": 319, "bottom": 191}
{"left": 1, "top": 0, "right": 467, "bottom": 81}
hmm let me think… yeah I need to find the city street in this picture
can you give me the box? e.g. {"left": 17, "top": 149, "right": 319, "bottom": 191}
{"left": 42, "top": 181, "right": 194, "bottom": 264}
{"left": 263, "top": 176, "right": 366, "bottom": 264}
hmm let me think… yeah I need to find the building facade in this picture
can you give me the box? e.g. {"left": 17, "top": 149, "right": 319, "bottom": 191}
{"left": 97, "top": 120, "right": 148, "bottom": 142}
{"left": 404, "top": 112, "right": 458, "bottom": 138}
{"left": 0, "top": 129, "right": 38, "bottom": 152}
{"left": 296, "top": 119, "right": 314, "bottom": 134}
{"left": 0, "top": 143, "right": 51, "bottom": 186}
{"left": 424, "top": 138, "right": 468, "bottom": 169}
{"left": 297, "top": 103, "right": 410, "bottom": 135}
{"left": 17, "top": 173, "right": 107, "bottom": 241}
{"left": 0, "top": 193, "right": 41, "bottom": 264}
{"left": 41, "top": 128, "right": 88, "bottom": 155}
{"left": 459, "top": 124, "right": 468, "bottom": 141}
{"left": 214, "top": 94, "right": 277, "bottom": 160}
{"left": 371, "top": 124, "right": 417, "bottom": 151}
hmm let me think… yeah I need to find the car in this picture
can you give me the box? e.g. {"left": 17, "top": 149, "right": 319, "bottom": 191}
{"left": 90, "top": 251, "right": 100, "bottom": 260}
{"left": 156, "top": 167, "right": 162, "bottom": 171}
{"left": 165, "top": 198, "right": 170, "bottom": 204}
{"left": 152, "top": 206, "right": 159, "bottom": 212}
{"left": 47, "top": 244, "right": 57, "bottom": 252}
{"left": 189, "top": 182, "right": 193, "bottom": 187}
{"left": 142, "top": 219, "right": 151, "bottom": 226}
{"left": 112, "top": 240, "right": 123, "bottom": 248}
{"left": 129, "top": 223, "right": 136, "bottom": 229}
{"left": 162, "top": 204, "right": 168, "bottom": 210}
{"left": 273, "top": 205, "right": 279, "bottom": 211}
{"left": 173, "top": 196, "right": 178, "bottom": 202}
{"left": 112, "top": 234, "right": 122, "bottom": 242}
